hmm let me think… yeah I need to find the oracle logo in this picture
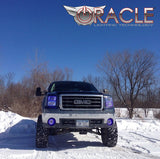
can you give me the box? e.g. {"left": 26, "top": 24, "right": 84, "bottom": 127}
{"left": 64, "top": 5, "right": 154, "bottom": 25}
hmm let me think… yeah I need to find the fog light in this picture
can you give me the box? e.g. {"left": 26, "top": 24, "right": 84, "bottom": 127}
{"left": 107, "top": 118, "right": 113, "bottom": 126}
{"left": 48, "top": 118, "right": 56, "bottom": 126}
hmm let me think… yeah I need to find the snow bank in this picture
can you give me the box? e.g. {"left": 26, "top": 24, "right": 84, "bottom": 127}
{"left": 0, "top": 111, "right": 23, "bottom": 133}
{"left": 115, "top": 108, "right": 159, "bottom": 119}
{"left": 0, "top": 111, "right": 35, "bottom": 136}
{"left": 118, "top": 119, "right": 160, "bottom": 132}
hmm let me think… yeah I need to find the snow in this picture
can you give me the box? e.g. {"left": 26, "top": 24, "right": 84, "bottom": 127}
{"left": 0, "top": 110, "right": 160, "bottom": 159}
{"left": 115, "top": 108, "right": 159, "bottom": 119}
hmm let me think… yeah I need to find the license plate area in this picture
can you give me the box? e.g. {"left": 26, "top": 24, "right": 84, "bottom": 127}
{"left": 76, "top": 120, "right": 89, "bottom": 127}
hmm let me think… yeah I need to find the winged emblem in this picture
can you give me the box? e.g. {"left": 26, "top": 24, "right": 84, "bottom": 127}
{"left": 64, "top": 6, "right": 105, "bottom": 25}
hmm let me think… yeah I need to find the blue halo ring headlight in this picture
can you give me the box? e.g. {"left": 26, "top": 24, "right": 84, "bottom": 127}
{"left": 104, "top": 96, "right": 114, "bottom": 109}
{"left": 47, "top": 95, "right": 57, "bottom": 107}
{"left": 107, "top": 118, "right": 113, "bottom": 126}
{"left": 48, "top": 118, "right": 56, "bottom": 126}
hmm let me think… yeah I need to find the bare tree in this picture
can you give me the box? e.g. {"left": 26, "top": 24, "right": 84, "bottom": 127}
{"left": 50, "top": 67, "right": 72, "bottom": 83}
{"left": 19, "top": 63, "right": 73, "bottom": 117}
{"left": 0, "top": 63, "right": 73, "bottom": 117}
{"left": 0, "top": 73, "right": 15, "bottom": 111}
{"left": 5, "top": 72, "right": 15, "bottom": 87}
{"left": 0, "top": 50, "right": 73, "bottom": 116}
{"left": 98, "top": 50, "right": 156, "bottom": 118}
{"left": 0, "top": 75, "right": 5, "bottom": 110}
{"left": 83, "top": 74, "right": 106, "bottom": 92}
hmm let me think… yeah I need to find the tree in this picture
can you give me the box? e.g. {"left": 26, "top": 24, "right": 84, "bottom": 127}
{"left": 98, "top": 50, "right": 156, "bottom": 118}
{"left": 0, "top": 62, "right": 73, "bottom": 117}
{"left": 83, "top": 74, "right": 106, "bottom": 92}
{"left": 0, "top": 50, "right": 73, "bottom": 116}
{"left": 0, "top": 75, "right": 5, "bottom": 110}
{"left": 19, "top": 63, "right": 73, "bottom": 117}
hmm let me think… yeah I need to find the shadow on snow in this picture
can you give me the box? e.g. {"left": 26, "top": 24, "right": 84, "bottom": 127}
{"left": 0, "top": 119, "right": 103, "bottom": 151}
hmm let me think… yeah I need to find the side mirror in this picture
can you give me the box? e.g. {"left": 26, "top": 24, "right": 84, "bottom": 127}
{"left": 103, "top": 89, "right": 109, "bottom": 94}
{"left": 36, "top": 87, "right": 42, "bottom": 96}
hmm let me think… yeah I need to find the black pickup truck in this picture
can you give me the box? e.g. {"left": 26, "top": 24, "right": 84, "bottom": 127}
{"left": 35, "top": 81, "right": 118, "bottom": 148}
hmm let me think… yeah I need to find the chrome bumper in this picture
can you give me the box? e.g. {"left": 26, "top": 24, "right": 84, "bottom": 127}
{"left": 42, "top": 112, "right": 115, "bottom": 124}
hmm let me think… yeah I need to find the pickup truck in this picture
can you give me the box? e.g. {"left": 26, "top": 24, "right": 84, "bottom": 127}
{"left": 35, "top": 81, "right": 118, "bottom": 148}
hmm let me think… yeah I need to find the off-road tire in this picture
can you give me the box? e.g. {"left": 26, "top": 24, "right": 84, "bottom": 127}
{"left": 101, "top": 122, "right": 118, "bottom": 147}
{"left": 36, "top": 115, "right": 48, "bottom": 148}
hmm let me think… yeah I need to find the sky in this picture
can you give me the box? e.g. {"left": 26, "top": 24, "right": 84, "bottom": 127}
{"left": 0, "top": 0, "right": 160, "bottom": 82}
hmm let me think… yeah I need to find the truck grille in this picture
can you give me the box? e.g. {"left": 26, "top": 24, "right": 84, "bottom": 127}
{"left": 60, "top": 94, "right": 103, "bottom": 110}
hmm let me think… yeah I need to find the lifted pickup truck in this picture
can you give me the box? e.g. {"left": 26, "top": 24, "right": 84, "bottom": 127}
{"left": 35, "top": 81, "right": 118, "bottom": 148}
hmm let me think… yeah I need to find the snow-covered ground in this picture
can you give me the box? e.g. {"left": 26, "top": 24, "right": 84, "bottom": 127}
{"left": 0, "top": 111, "right": 160, "bottom": 159}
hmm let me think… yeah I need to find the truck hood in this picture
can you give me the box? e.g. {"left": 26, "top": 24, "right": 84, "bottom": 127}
{"left": 49, "top": 91, "right": 103, "bottom": 96}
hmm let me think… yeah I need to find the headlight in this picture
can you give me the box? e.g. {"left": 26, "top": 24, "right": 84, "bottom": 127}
{"left": 47, "top": 96, "right": 57, "bottom": 107}
{"left": 104, "top": 96, "right": 114, "bottom": 108}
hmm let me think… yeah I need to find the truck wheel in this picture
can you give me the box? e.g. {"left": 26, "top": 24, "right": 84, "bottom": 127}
{"left": 36, "top": 115, "right": 48, "bottom": 148}
{"left": 101, "top": 122, "right": 118, "bottom": 147}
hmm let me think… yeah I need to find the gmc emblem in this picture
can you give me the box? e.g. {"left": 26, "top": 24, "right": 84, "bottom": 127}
{"left": 74, "top": 99, "right": 91, "bottom": 105}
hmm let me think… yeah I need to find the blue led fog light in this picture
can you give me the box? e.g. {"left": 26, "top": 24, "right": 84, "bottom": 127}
{"left": 107, "top": 118, "right": 113, "bottom": 126}
{"left": 47, "top": 118, "right": 56, "bottom": 126}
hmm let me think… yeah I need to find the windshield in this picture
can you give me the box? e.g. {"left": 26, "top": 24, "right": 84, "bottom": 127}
{"left": 48, "top": 81, "right": 98, "bottom": 92}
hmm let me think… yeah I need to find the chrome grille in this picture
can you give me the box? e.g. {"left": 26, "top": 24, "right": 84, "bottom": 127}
{"left": 60, "top": 94, "right": 103, "bottom": 110}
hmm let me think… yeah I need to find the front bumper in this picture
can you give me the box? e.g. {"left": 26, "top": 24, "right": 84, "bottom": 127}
{"left": 42, "top": 110, "right": 115, "bottom": 129}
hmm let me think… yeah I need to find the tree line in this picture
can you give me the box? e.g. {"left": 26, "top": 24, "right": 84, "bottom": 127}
{"left": 0, "top": 49, "right": 160, "bottom": 118}
{"left": 0, "top": 63, "right": 72, "bottom": 117}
